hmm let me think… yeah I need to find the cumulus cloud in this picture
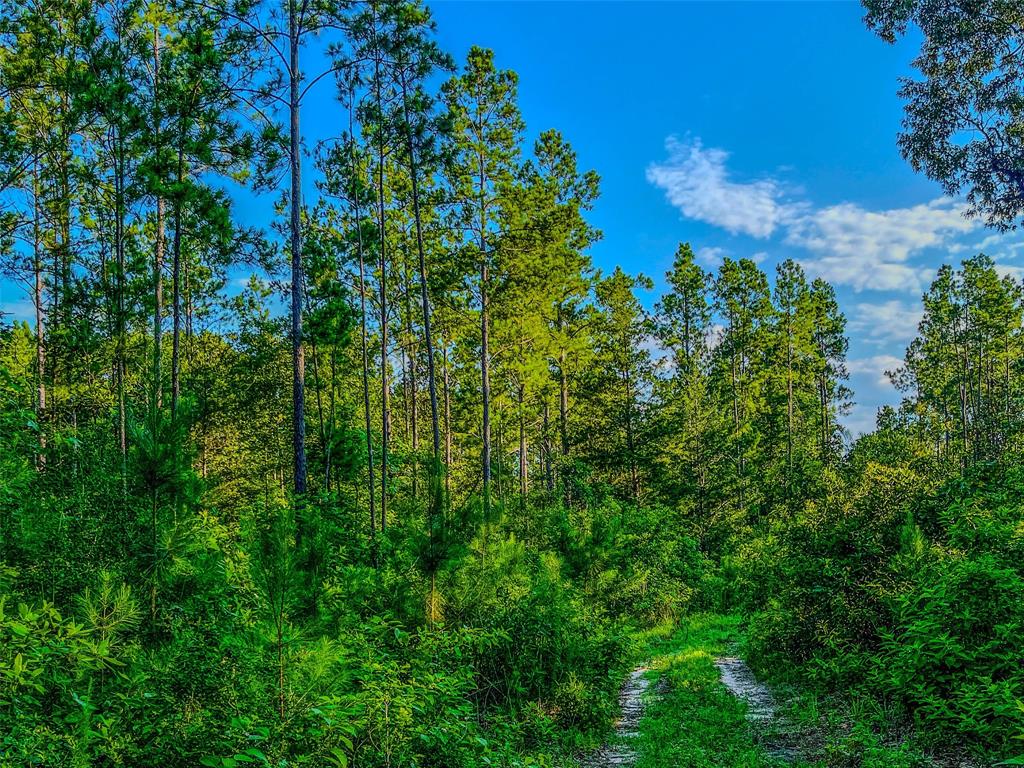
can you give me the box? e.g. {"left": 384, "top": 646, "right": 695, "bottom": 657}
{"left": 692, "top": 246, "right": 768, "bottom": 270}
{"left": 647, "top": 137, "right": 984, "bottom": 293}
{"left": 646, "top": 137, "right": 795, "bottom": 239}
{"left": 639, "top": 334, "right": 671, "bottom": 370}
{"left": 847, "top": 354, "right": 904, "bottom": 387}
{"left": 789, "top": 199, "right": 976, "bottom": 292}
{"left": 939, "top": 230, "right": 1024, "bottom": 281}
{"left": 807, "top": 258, "right": 934, "bottom": 293}
{"left": 995, "top": 263, "right": 1024, "bottom": 281}
{"left": 695, "top": 246, "right": 726, "bottom": 267}
{"left": 706, "top": 323, "right": 725, "bottom": 350}
{"left": 844, "top": 403, "right": 884, "bottom": 439}
{"left": 953, "top": 231, "right": 1024, "bottom": 260}
{"left": 849, "top": 300, "right": 923, "bottom": 346}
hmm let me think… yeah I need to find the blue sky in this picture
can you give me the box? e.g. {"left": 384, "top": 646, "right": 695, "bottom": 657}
{"left": 428, "top": 1, "right": 1022, "bottom": 436}
{"left": 3, "top": 1, "right": 1019, "bottom": 436}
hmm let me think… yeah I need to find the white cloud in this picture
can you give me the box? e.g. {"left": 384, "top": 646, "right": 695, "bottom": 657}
{"left": 639, "top": 334, "right": 671, "bottom": 368}
{"left": 646, "top": 137, "right": 795, "bottom": 239}
{"left": 994, "top": 263, "right": 1024, "bottom": 281}
{"left": 809, "top": 258, "right": 934, "bottom": 293}
{"left": 954, "top": 231, "right": 1024, "bottom": 260}
{"left": 847, "top": 354, "right": 904, "bottom": 387}
{"left": 844, "top": 403, "right": 884, "bottom": 439}
{"left": 0, "top": 298, "right": 35, "bottom": 324}
{"left": 231, "top": 273, "right": 260, "bottom": 288}
{"left": 696, "top": 246, "right": 726, "bottom": 268}
{"left": 939, "top": 230, "right": 1024, "bottom": 280}
{"left": 789, "top": 199, "right": 977, "bottom": 292}
{"left": 706, "top": 323, "right": 725, "bottom": 350}
{"left": 648, "top": 137, "right": 984, "bottom": 293}
{"left": 693, "top": 246, "right": 769, "bottom": 270}
{"left": 849, "top": 300, "right": 923, "bottom": 346}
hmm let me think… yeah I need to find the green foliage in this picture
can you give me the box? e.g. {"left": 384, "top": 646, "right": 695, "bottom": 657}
{"left": 0, "top": 580, "right": 140, "bottom": 765}
{"left": 722, "top": 256, "right": 1024, "bottom": 762}
{"left": 2, "top": 0, "right": 1023, "bottom": 763}
{"left": 865, "top": 0, "right": 1024, "bottom": 229}
{"left": 744, "top": 457, "right": 1024, "bottom": 754}
{"left": 634, "top": 615, "right": 794, "bottom": 768}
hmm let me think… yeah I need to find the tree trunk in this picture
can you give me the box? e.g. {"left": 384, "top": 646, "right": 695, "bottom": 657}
{"left": 289, "top": 7, "right": 307, "bottom": 498}
{"left": 557, "top": 308, "right": 570, "bottom": 458}
{"left": 558, "top": 357, "right": 569, "bottom": 457}
{"left": 481, "top": 254, "right": 491, "bottom": 516}
{"left": 349, "top": 94, "right": 377, "bottom": 555}
{"left": 171, "top": 149, "right": 183, "bottom": 420}
{"left": 786, "top": 329, "right": 794, "bottom": 492}
{"left": 543, "top": 399, "right": 554, "bottom": 493}
{"left": 495, "top": 407, "right": 504, "bottom": 506}
{"left": 443, "top": 339, "right": 453, "bottom": 503}
{"left": 152, "top": 27, "right": 165, "bottom": 416}
{"left": 623, "top": 364, "right": 639, "bottom": 503}
{"left": 1005, "top": 330, "right": 1012, "bottom": 443}
{"left": 518, "top": 383, "right": 527, "bottom": 503}
{"left": 376, "top": 52, "right": 390, "bottom": 532}
{"left": 185, "top": 247, "right": 193, "bottom": 340}
{"left": 819, "top": 374, "right": 828, "bottom": 464}
{"left": 479, "top": 166, "right": 491, "bottom": 519}
{"left": 115, "top": 126, "right": 127, "bottom": 494}
{"left": 402, "top": 79, "right": 441, "bottom": 463}
{"left": 32, "top": 160, "right": 46, "bottom": 467}
{"left": 960, "top": 345, "right": 969, "bottom": 460}
{"left": 403, "top": 250, "right": 418, "bottom": 499}
{"left": 310, "top": 340, "right": 327, "bottom": 488}
{"left": 786, "top": 313, "right": 794, "bottom": 499}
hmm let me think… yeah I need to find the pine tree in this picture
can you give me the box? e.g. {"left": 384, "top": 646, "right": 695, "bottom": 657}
{"left": 651, "top": 244, "right": 726, "bottom": 517}
{"left": 808, "top": 278, "right": 851, "bottom": 466}
{"left": 390, "top": 1, "right": 450, "bottom": 476}
{"left": 771, "top": 258, "right": 814, "bottom": 501}
{"left": 442, "top": 46, "right": 523, "bottom": 521}
{"left": 588, "top": 267, "right": 654, "bottom": 501}
{"left": 712, "top": 257, "right": 772, "bottom": 510}
{"left": 202, "top": 0, "right": 347, "bottom": 500}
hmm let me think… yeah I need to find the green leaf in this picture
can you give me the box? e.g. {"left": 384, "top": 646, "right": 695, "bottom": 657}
{"left": 326, "top": 748, "right": 348, "bottom": 768}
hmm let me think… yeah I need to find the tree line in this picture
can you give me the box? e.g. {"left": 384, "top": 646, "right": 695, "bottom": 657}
{"left": 0, "top": 0, "right": 862, "bottom": 568}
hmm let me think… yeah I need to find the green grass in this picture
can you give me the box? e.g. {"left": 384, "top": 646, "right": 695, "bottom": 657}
{"left": 629, "top": 615, "right": 938, "bottom": 768}
{"left": 631, "top": 615, "right": 798, "bottom": 768}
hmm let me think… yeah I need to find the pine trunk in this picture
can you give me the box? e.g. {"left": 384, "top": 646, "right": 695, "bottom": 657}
{"left": 289, "top": 6, "right": 307, "bottom": 498}
{"left": 32, "top": 161, "right": 46, "bottom": 466}
{"left": 402, "top": 77, "right": 441, "bottom": 464}
{"left": 350, "top": 95, "right": 377, "bottom": 553}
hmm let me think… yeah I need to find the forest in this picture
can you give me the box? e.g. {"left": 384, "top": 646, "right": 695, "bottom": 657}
{"left": 1, "top": 0, "right": 1024, "bottom": 766}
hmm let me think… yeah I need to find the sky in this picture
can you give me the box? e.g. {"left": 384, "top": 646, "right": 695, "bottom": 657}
{"left": 425, "top": 1, "right": 1023, "bottom": 436}
{"left": 3, "top": 1, "right": 1020, "bottom": 437}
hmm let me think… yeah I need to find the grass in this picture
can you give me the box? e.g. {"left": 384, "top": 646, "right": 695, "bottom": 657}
{"left": 630, "top": 615, "right": 796, "bottom": 768}
{"left": 628, "top": 615, "right": 937, "bottom": 768}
